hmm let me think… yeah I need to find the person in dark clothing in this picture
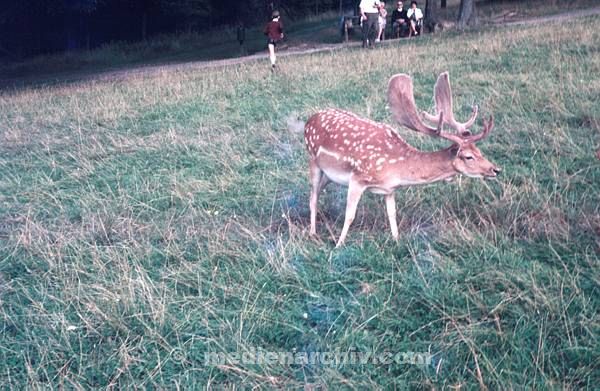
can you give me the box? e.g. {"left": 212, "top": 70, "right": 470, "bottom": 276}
{"left": 237, "top": 21, "right": 246, "bottom": 55}
{"left": 264, "top": 10, "right": 284, "bottom": 70}
{"left": 391, "top": 1, "right": 409, "bottom": 37}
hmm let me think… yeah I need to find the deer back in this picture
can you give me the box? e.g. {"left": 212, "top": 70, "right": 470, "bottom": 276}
{"left": 305, "top": 109, "right": 418, "bottom": 181}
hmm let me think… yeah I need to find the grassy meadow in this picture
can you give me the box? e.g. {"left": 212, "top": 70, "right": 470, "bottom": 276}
{"left": 1, "top": 15, "right": 599, "bottom": 389}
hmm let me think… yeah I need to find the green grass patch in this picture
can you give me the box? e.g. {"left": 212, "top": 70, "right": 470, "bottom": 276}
{"left": 0, "top": 14, "right": 599, "bottom": 389}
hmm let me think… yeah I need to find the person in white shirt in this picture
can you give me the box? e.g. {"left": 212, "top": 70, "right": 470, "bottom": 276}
{"left": 359, "top": 0, "right": 381, "bottom": 48}
{"left": 406, "top": 0, "right": 423, "bottom": 36}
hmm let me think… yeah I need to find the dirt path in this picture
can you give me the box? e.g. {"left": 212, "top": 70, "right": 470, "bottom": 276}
{"left": 2, "top": 6, "right": 599, "bottom": 89}
{"left": 501, "top": 6, "right": 600, "bottom": 26}
{"left": 69, "top": 5, "right": 600, "bottom": 81}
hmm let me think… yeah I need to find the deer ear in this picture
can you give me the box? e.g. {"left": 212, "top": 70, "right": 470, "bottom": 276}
{"left": 449, "top": 144, "right": 461, "bottom": 157}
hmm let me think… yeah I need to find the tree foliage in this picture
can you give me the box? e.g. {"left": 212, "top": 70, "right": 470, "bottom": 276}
{"left": 161, "top": 0, "right": 212, "bottom": 31}
{"left": 1, "top": 0, "right": 497, "bottom": 58}
{"left": 0, "top": 0, "right": 345, "bottom": 58}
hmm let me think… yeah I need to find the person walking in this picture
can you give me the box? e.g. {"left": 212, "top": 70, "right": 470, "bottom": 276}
{"left": 264, "top": 10, "right": 284, "bottom": 70}
{"left": 359, "top": 0, "right": 381, "bottom": 48}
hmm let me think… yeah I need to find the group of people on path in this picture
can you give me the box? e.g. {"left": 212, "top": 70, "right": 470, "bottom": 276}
{"left": 361, "top": 0, "right": 423, "bottom": 48}
{"left": 261, "top": 1, "right": 424, "bottom": 70}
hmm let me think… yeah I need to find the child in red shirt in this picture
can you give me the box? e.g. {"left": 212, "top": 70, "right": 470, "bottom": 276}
{"left": 264, "top": 10, "right": 284, "bottom": 70}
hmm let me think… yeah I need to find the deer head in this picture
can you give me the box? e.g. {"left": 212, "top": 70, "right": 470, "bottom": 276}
{"left": 388, "top": 73, "right": 501, "bottom": 178}
{"left": 305, "top": 72, "right": 500, "bottom": 247}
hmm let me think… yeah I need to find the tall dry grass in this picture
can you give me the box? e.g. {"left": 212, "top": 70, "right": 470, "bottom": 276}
{"left": 0, "top": 15, "right": 599, "bottom": 389}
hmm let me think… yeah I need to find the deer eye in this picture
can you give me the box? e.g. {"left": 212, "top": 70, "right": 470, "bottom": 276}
{"left": 463, "top": 155, "right": 474, "bottom": 161}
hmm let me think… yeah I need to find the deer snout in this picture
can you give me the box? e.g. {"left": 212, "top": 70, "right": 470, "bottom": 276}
{"left": 489, "top": 166, "right": 502, "bottom": 177}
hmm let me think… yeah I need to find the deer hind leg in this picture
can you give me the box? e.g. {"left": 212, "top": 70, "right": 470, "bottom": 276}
{"left": 385, "top": 193, "right": 399, "bottom": 240}
{"left": 317, "top": 174, "right": 330, "bottom": 194}
{"left": 309, "top": 159, "right": 323, "bottom": 236}
{"left": 336, "top": 178, "right": 366, "bottom": 248}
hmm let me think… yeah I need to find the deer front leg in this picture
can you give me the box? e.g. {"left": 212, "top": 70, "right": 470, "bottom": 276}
{"left": 385, "top": 193, "right": 399, "bottom": 240}
{"left": 336, "top": 178, "right": 366, "bottom": 248}
{"left": 309, "top": 160, "right": 322, "bottom": 236}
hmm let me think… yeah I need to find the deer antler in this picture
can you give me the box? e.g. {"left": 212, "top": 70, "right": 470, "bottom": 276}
{"left": 422, "top": 72, "right": 479, "bottom": 136}
{"left": 468, "top": 114, "right": 494, "bottom": 143}
{"left": 387, "top": 74, "right": 464, "bottom": 145}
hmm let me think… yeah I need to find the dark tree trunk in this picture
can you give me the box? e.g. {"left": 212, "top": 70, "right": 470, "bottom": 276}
{"left": 441, "top": 0, "right": 446, "bottom": 8}
{"left": 140, "top": 0, "right": 155, "bottom": 41}
{"left": 82, "top": 13, "right": 91, "bottom": 50}
{"left": 424, "top": 0, "right": 439, "bottom": 33}
{"left": 0, "top": 44, "right": 16, "bottom": 59}
{"left": 266, "top": 1, "right": 274, "bottom": 18}
{"left": 457, "top": 0, "right": 477, "bottom": 29}
{"left": 279, "top": 3, "right": 299, "bottom": 21}
{"left": 141, "top": 11, "right": 148, "bottom": 40}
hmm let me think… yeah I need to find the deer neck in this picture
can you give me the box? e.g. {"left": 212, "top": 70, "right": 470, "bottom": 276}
{"left": 395, "top": 146, "right": 458, "bottom": 184}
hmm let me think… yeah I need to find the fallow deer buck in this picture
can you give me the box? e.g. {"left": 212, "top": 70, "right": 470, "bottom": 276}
{"left": 304, "top": 72, "right": 501, "bottom": 247}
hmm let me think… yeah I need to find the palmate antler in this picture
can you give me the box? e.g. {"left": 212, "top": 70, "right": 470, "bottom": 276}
{"left": 387, "top": 74, "right": 464, "bottom": 145}
{"left": 388, "top": 72, "right": 493, "bottom": 144}
{"left": 422, "top": 72, "right": 478, "bottom": 135}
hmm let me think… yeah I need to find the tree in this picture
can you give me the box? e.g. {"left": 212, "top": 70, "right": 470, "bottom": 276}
{"left": 140, "top": 0, "right": 160, "bottom": 40}
{"left": 67, "top": 0, "right": 102, "bottom": 50}
{"left": 424, "top": 0, "right": 439, "bottom": 33}
{"left": 162, "top": 0, "right": 212, "bottom": 32}
{"left": 0, "top": 0, "right": 70, "bottom": 57}
{"left": 0, "top": 0, "right": 343, "bottom": 58}
{"left": 457, "top": 0, "right": 477, "bottom": 29}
